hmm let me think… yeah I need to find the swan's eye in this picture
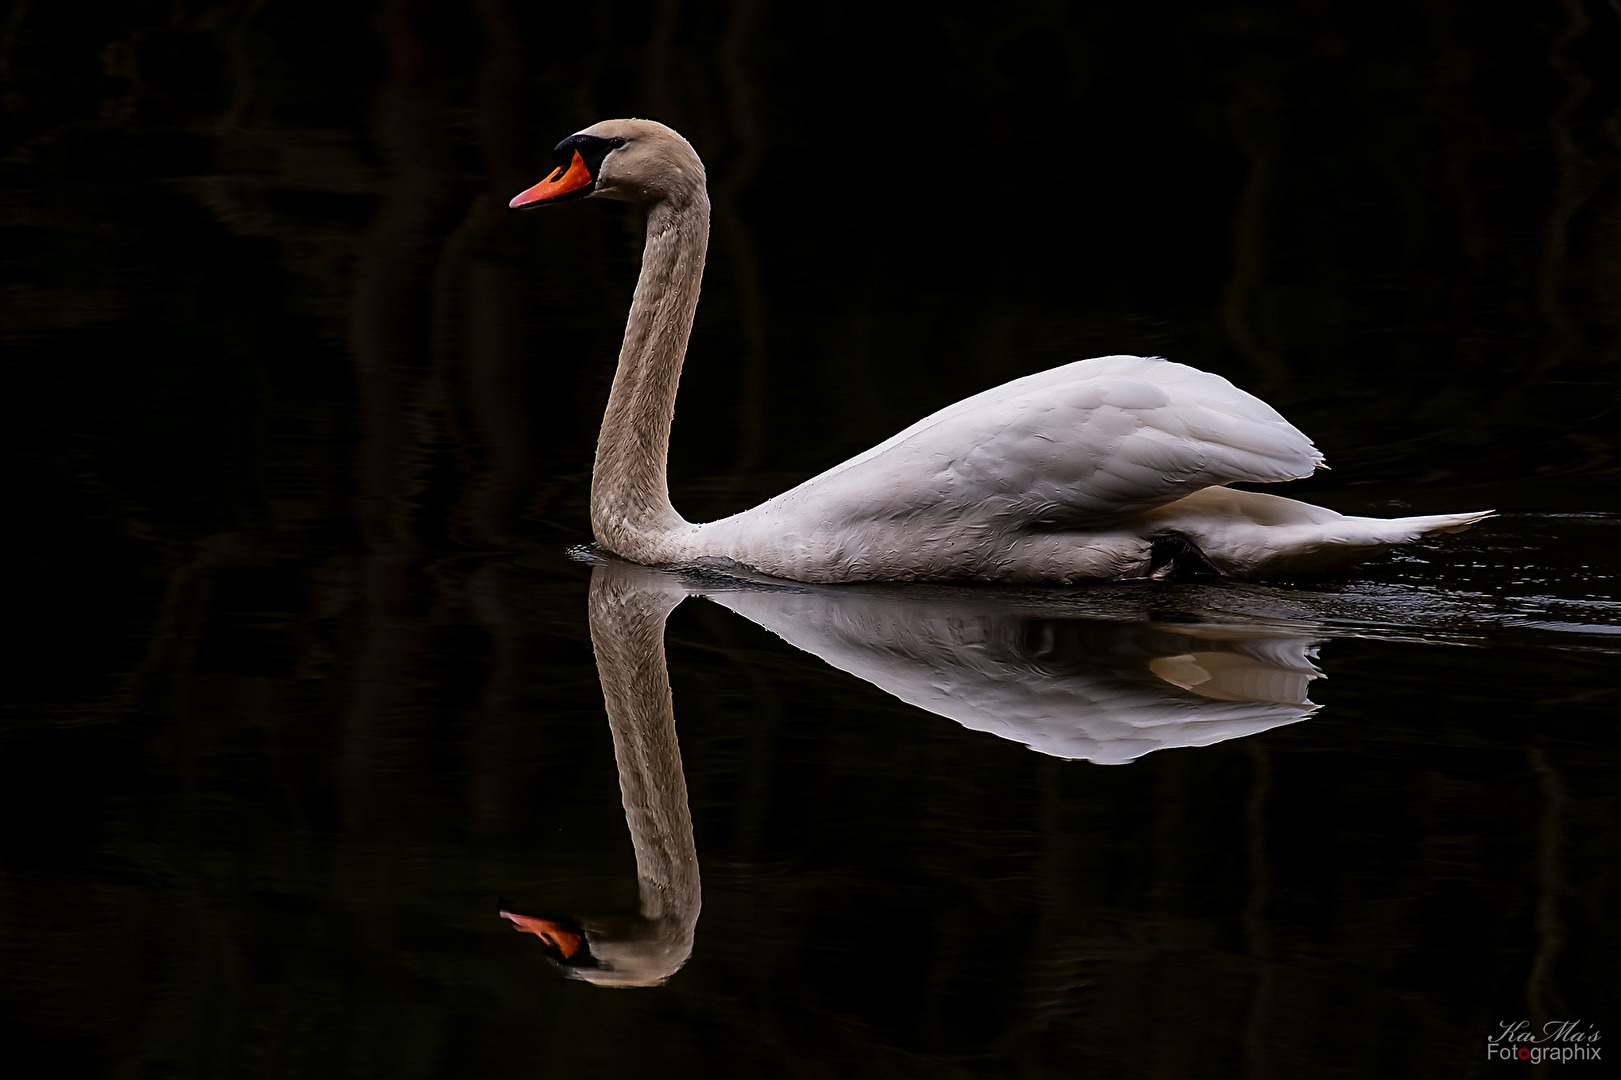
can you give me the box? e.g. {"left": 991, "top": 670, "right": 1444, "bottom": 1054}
{"left": 550, "top": 134, "right": 628, "bottom": 177}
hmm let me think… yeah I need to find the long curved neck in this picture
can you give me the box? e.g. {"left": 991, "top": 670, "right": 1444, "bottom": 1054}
{"left": 591, "top": 192, "right": 711, "bottom": 561}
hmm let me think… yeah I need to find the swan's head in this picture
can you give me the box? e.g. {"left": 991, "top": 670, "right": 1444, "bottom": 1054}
{"left": 509, "top": 118, "right": 706, "bottom": 211}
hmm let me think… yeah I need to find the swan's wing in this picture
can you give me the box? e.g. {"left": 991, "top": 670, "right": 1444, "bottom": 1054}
{"left": 783, "top": 355, "right": 1323, "bottom": 527}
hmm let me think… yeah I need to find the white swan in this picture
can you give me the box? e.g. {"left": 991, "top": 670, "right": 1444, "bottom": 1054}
{"left": 511, "top": 119, "right": 1490, "bottom": 583}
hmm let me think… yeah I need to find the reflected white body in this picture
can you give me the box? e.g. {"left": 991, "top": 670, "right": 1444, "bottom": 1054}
{"left": 554, "top": 556, "right": 1330, "bottom": 986}
{"left": 705, "top": 581, "right": 1322, "bottom": 765}
{"left": 543, "top": 119, "right": 1490, "bottom": 583}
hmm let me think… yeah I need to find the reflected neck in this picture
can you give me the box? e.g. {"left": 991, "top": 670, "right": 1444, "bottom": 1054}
{"left": 590, "top": 193, "right": 710, "bottom": 561}
{"left": 586, "top": 563, "right": 700, "bottom": 985}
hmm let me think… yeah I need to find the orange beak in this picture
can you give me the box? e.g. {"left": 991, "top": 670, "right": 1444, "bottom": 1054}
{"left": 499, "top": 910, "right": 583, "bottom": 959}
{"left": 509, "top": 151, "right": 595, "bottom": 208}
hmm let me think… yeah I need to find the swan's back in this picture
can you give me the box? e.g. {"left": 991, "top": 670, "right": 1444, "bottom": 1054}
{"left": 830, "top": 355, "right": 1322, "bottom": 522}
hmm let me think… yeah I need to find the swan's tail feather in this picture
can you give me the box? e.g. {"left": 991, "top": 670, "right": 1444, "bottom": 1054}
{"left": 1392, "top": 509, "right": 1495, "bottom": 537}
{"left": 1268, "top": 508, "right": 1495, "bottom": 576}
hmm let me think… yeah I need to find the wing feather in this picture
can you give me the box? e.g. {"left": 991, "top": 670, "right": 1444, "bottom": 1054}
{"left": 765, "top": 355, "right": 1323, "bottom": 531}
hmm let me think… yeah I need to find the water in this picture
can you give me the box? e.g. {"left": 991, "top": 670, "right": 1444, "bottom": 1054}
{"left": 4, "top": 4, "right": 1620, "bottom": 1078}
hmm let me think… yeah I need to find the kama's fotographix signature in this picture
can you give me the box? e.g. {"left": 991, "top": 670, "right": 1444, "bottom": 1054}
{"left": 1487, "top": 1020, "right": 1603, "bottom": 1064}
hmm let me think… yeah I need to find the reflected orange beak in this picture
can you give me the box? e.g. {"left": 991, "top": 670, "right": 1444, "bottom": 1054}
{"left": 500, "top": 910, "right": 583, "bottom": 959}
{"left": 509, "top": 151, "right": 595, "bottom": 208}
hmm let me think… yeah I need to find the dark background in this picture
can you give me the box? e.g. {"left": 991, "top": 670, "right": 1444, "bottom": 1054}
{"left": 3, "top": 2, "right": 1619, "bottom": 1077}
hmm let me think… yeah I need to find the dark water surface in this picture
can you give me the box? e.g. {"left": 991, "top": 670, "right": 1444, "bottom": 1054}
{"left": 4, "top": 3, "right": 1620, "bottom": 1077}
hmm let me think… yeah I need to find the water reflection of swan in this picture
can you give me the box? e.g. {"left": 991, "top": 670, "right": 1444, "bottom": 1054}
{"left": 503, "top": 560, "right": 699, "bottom": 987}
{"left": 504, "top": 556, "right": 1326, "bottom": 985}
{"left": 509, "top": 118, "right": 1490, "bottom": 583}
{"left": 704, "top": 584, "right": 1321, "bottom": 765}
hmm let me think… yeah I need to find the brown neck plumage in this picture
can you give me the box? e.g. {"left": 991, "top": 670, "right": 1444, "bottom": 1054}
{"left": 590, "top": 190, "right": 711, "bottom": 560}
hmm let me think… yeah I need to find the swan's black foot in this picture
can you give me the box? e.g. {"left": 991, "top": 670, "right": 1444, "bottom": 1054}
{"left": 1148, "top": 533, "right": 1227, "bottom": 581}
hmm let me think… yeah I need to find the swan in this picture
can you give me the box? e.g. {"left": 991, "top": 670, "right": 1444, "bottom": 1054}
{"left": 510, "top": 118, "right": 1490, "bottom": 583}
